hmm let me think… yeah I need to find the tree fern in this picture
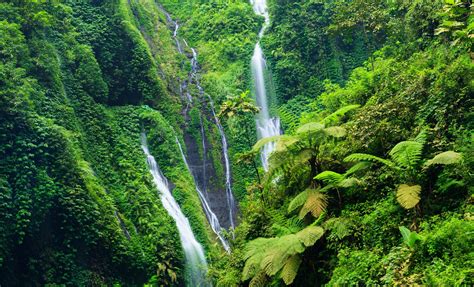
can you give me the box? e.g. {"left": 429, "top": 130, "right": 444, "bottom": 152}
{"left": 344, "top": 153, "right": 396, "bottom": 168}
{"left": 299, "top": 190, "right": 328, "bottom": 219}
{"left": 249, "top": 270, "right": 267, "bottom": 287}
{"left": 396, "top": 184, "right": 421, "bottom": 209}
{"left": 280, "top": 255, "right": 302, "bottom": 285}
{"left": 253, "top": 135, "right": 290, "bottom": 152}
{"left": 242, "top": 226, "right": 325, "bottom": 285}
{"left": 278, "top": 105, "right": 300, "bottom": 133}
{"left": 315, "top": 171, "right": 344, "bottom": 184}
{"left": 389, "top": 141, "right": 424, "bottom": 169}
{"left": 296, "top": 226, "right": 324, "bottom": 246}
{"left": 323, "top": 126, "right": 347, "bottom": 138}
{"left": 296, "top": 122, "right": 325, "bottom": 134}
{"left": 321, "top": 104, "right": 360, "bottom": 125}
{"left": 288, "top": 189, "right": 310, "bottom": 214}
{"left": 425, "top": 151, "right": 462, "bottom": 166}
{"left": 345, "top": 162, "right": 371, "bottom": 176}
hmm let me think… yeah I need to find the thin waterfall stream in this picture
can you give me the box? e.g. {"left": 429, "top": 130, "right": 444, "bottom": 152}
{"left": 159, "top": 6, "right": 237, "bottom": 250}
{"left": 250, "top": 0, "right": 282, "bottom": 171}
{"left": 176, "top": 137, "right": 231, "bottom": 252}
{"left": 141, "top": 134, "right": 210, "bottom": 286}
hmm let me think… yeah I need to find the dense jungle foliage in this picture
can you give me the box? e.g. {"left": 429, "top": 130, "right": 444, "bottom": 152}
{"left": 0, "top": 0, "right": 472, "bottom": 286}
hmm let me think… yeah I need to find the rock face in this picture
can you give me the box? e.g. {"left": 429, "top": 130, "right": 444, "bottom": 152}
{"left": 182, "top": 109, "right": 237, "bottom": 229}
{"left": 160, "top": 6, "right": 238, "bottom": 233}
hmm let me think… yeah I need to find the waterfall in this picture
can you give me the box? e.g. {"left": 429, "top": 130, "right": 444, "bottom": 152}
{"left": 176, "top": 137, "right": 231, "bottom": 253}
{"left": 208, "top": 96, "right": 236, "bottom": 230}
{"left": 141, "top": 134, "right": 210, "bottom": 286}
{"left": 250, "top": 0, "right": 281, "bottom": 171}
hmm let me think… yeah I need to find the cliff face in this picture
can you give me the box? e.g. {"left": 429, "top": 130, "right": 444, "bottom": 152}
{"left": 0, "top": 0, "right": 238, "bottom": 284}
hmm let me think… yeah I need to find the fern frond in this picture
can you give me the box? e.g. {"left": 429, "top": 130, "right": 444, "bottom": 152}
{"left": 296, "top": 122, "right": 325, "bottom": 134}
{"left": 288, "top": 189, "right": 309, "bottom": 214}
{"left": 324, "top": 217, "right": 353, "bottom": 240}
{"left": 278, "top": 106, "right": 300, "bottom": 133}
{"left": 243, "top": 238, "right": 273, "bottom": 260}
{"left": 253, "top": 135, "right": 289, "bottom": 152}
{"left": 299, "top": 191, "right": 328, "bottom": 219}
{"left": 323, "top": 126, "right": 347, "bottom": 138}
{"left": 280, "top": 255, "right": 302, "bottom": 285}
{"left": 321, "top": 104, "right": 360, "bottom": 125}
{"left": 261, "top": 235, "right": 303, "bottom": 276}
{"left": 249, "top": 270, "right": 267, "bottom": 287}
{"left": 344, "top": 153, "right": 395, "bottom": 168}
{"left": 414, "top": 130, "right": 427, "bottom": 145}
{"left": 389, "top": 141, "right": 424, "bottom": 169}
{"left": 338, "top": 177, "right": 360, "bottom": 188}
{"left": 424, "top": 151, "right": 462, "bottom": 167}
{"left": 315, "top": 171, "right": 344, "bottom": 184}
{"left": 344, "top": 162, "right": 371, "bottom": 176}
{"left": 396, "top": 184, "right": 421, "bottom": 209}
{"left": 296, "top": 226, "right": 324, "bottom": 247}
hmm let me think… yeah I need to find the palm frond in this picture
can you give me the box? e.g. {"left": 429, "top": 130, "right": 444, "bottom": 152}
{"left": 280, "top": 255, "right": 302, "bottom": 285}
{"left": 344, "top": 153, "right": 395, "bottom": 168}
{"left": 425, "top": 151, "right": 462, "bottom": 167}
{"left": 396, "top": 184, "right": 421, "bottom": 209}
{"left": 389, "top": 141, "right": 424, "bottom": 169}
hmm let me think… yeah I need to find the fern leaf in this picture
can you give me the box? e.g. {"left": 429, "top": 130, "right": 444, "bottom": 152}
{"left": 261, "top": 235, "right": 303, "bottom": 276}
{"left": 344, "top": 153, "right": 395, "bottom": 168}
{"left": 296, "top": 122, "right": 325, "bottom": 134}
{"left": 338, "top": 177, "right": 360, "bottom": 188}
{"left": 425, "top": 151, "right": 462, "bottom": 167}
{"left": 396, "top": 184, "right": 421, "bottom": 209}
{"left": 344, "top": 162, "right": 371, "bottom": 176}
{"left": 299, "top": 191, "right": 328, "bottom": 219}
{"left": 296, "top": 226, "right": 324, "bottom": 247}
{"left": 315, "top": 171, "right": 344, "bottom": 184}
{"left": 288, "top": 189, "right": 309, "bottom": 214}
{"left": 280, "top": 255, "right": 302, "bottom": 285}
{"left": 321, "top": 104, "right": 360, "bottom": 125}
{"left": 414, "top": 130, "right": 427, "bottom": 145}
{"left": 323, "top": 126, "right": 347, "bottom": 138}
{"left": 389, "top": 141, "right": 424, "bottom": 169}
{"left": 252, "top": 135, "right": 288, "bottom": 152}
{"left": 249, "top": 270, "right": 267, "bottom": 287}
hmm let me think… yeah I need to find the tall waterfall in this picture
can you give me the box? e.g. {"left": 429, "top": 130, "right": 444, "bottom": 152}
{"left": 176, "top": 138, "right": 231, "bottom": 252}
{"left": 160, "top": 6, "right": 238, "bottom": 245}
{"left": 208, "top": 97, "right": 236, "bottom": 230}
{"left": 250, "top": 0, "right": 281, "bottom": 171}
{"left": 141, "top": 134, "right": 210, "bottom": 286}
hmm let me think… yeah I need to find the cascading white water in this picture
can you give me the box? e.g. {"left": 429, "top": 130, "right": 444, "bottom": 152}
{"left": 160, "top": 6, "right": 238, "bottom": 249}
{"left": 176, "top": 137, "right": 231, "bottom": 253}
{"left": 141, "top": 134, "right": 210, "bottom": 285}
{"left": 208, "top": 96, "right": 236, "bottom": 230}
{"left": 250, "top": 0, "right": 281, "bottom": 171}
{"left": 186, "top": 36, "right": 237, "bottom": 232}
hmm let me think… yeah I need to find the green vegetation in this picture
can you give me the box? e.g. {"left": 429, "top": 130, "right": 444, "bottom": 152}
{"left": 0, "top": 0, "right": 472, "bottom": 286}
